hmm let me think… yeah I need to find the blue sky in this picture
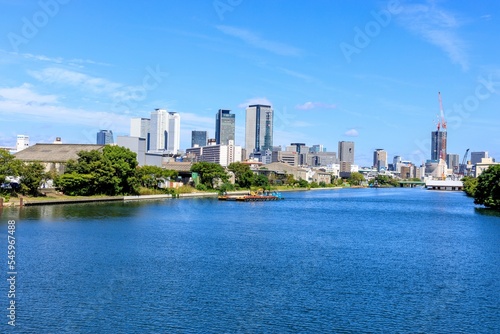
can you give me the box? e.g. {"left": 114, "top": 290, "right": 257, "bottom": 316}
{"left": 1, "top": 0, "right": 499, "bottom": 166}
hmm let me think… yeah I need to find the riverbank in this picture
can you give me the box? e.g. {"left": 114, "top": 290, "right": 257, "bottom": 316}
{"left": 0, "top": 186, "right": 352, "bottom": 208}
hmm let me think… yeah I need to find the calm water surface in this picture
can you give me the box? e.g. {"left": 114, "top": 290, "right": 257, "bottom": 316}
{"left": 1, "top": 188, "right": 499, "bottom": 333}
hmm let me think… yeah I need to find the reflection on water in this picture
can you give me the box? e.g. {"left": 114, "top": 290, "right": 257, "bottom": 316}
{"left": 0, "top": 188, "right": 499, "bottom": 333}
{"left": 475, "top": 206, "right": 500, "bottom": 218}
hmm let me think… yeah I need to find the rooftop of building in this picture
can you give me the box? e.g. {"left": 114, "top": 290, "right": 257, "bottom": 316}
{"left": 14, "top": 144, "right": 104, "bottom": 162}
{"left": 260, "top": 162, "right": 307, "bottom": 173}
{"left": 162, "top": 162, "right": 193, "bottom": 172}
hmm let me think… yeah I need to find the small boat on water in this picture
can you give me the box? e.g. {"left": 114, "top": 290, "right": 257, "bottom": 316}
{"left": 218, "top": 190, "right": 284, "bottom": 202}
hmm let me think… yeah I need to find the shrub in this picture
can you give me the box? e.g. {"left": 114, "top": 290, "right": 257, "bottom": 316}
{"left": 196, "top": 184, "right": 208, "bottom": 191}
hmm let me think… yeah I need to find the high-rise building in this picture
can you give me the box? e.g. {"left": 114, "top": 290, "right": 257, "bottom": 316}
{"left": 191, "top": 131, "right": 207, "bottom": 148}
{"left": 245, "top": 104, "right": 273, "bottom": 157}
{"left": 167, "top": 112, "right": 181, "bottom": 154}
{"left": 150, "top": 109, "right": 168, "bottom": 152}
{"left": 96, "top": 130, "right": 114, "bottom": 145}
{"left": 393, "top": 155, "right": 402, "bottom": 172}
{"left": 431, "top": 130, "right": 447, "bottom": 161}
{"left": 446, "top": 153, "right": 460, "bottom": 172}
{"left": 149, "top": 109, "right": 180, "bottom": 154}
{"left": 130, "top": 118, "right": 151, "bottom": 150}
{"left": 471, "top": 151, "right": 488, "bottom": 165}
{"left": 338, "top": 141, "right": 355, "bottom": 164}
{"left": 16, "top": 135, "right": 29, "bottom": 152}
{"left": 215, "top": 109, "right": 235, "bottom": 145}
{"left": 373, "top": 149, "right": 388, "bottom": 171}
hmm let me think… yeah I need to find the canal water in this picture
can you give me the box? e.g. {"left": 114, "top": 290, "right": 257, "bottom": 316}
{"left": 1, "top": 188, "right": 499, "bottom": 333}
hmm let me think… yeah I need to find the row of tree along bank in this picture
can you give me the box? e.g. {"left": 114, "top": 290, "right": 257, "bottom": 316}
{"left": 4, "top": 146, "right": 499, "bottom": 210}
{"left": 462, "top": 165, "right": 500, "bottom": 210}
{"left": 2, "top": 147, "right": 373, "bottom": 203}
{"left": 0, "top": 146, "right": 348, "bottom": 201}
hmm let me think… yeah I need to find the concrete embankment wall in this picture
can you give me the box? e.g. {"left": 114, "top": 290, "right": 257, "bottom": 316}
{"left": 3, "top": 188, "right": 336, "bottom": 207}
{"left": 8, "top": 192, "right": 220, "bottom": 207}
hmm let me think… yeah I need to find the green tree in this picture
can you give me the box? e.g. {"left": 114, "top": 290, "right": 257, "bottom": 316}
{"left": 253, "top": 174, "right": 270, "bottom": 188}
{"left": 335, "top": 178, "right": 344, "bottom": 186}
{"left": 369, "top": 175, "right": 399, "bottom": 187}
{"left": 473, "top": 165, "right": 500, "bottom": 209}
{"left": 347, "top": 172, "right": 365, "bottom": 186}
{"left": 462, "top": 176, "right": 478, "bottom": 197}
{"left": 190, "top": 162, "right": 228, "bottom": 189}
{"left": 56, "top": 173, "right": 95, "bottom": 196}
{"left": 0, "top": 149, "right": 22, "bottom": 184}
{"left": 102, "top": 146, "right": 139, "bottom": 195}
{"left": 297, "top": 178, "right": 309, "bottom": 188}
{"left": 1, "top": 149, "right": 46, "bottom": 196}
{"left": 284, "top": 174, "right": 295, "bottom": 185}
{"left": 19, "top": 162, "right": 46, "bottom": 196}
{"left": 228, "top": 162, "right": 254, "bottom": 188}
{"left": 57, "top": 147, "right": 140, "bottom": 196}
{"left": 136, "top": 165, "right": 178, "bottom": 189}
{"left": 218, "top": 182, "right": 235, "bottom": 194}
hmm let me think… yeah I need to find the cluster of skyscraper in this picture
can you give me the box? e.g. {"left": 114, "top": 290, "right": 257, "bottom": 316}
{"left": 129, "top": 109, "right": 181, "bottom": 154}
{"left": 186, "top": 105, "right": 274, "bottom": 166}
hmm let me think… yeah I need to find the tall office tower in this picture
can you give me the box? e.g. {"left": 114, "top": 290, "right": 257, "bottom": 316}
{"left": 215, "top": 109, "right": 235, "bottom": 145}
{"left": 96, "top": 130, "right": 114, "bottom": 145}
{"left": 150, "top": 109, "right": 168, "bottom": 151}
{"left": 373, "top": 149, "right": 388, "bottom": 171}
{"left": 431, "top": 130, "right": 447, "bottom": 161}
{"left": 191, "top": 130, "right": 207, "bottom": 148}
{"left": 446, "top": 153, "right": 460, "bottom": 172}
{"left": 393, "top": 155, "right": 402, "bottom": 172}
{"left": 167, "top": 112, "right": 181, "bottom": 154}
{"left": 245, "top": 104, "right": 273, "bottom": 157}
{"left": 338, "top": 141, "right": 355, "bottom": 164}
{"left": 470, "top": 151, "right": 488, "bottom": 165}
{"left": 16, "top": 135, "right": 29, "bottom": 152}
{"left": 130, "top": 117, "right": 151, "bottom": 150}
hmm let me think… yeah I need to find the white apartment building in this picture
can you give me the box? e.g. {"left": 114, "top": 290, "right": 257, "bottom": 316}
{"left": 16, "top": 135, "right": 29, "bottom": 152}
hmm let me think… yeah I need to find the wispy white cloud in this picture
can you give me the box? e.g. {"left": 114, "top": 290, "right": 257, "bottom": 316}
{"left": 1, "top": 50, "right": 110, "bottom": 67}
{"left": 29, "top": 67, "right": 122, "bottom": 95}
{"left": 277, "top": 67, "right": 315, "bottom": 82}
{"left": 397, "top": 2, "right": 468, "bottom": 71}
{"left": 216, "top": 25, "right": 302, "bottom": 56}
{"left": 237, "top": 97, "right": 272, "bottom": 108}
{"left": 295, "top": 102, "right": 336, "bottom": 110}
{"left": 0, "top": 84, "right": 128, "bottom": 129}
{"left": 28, "top": 67, "right": 149, "bottom": 103}
{"left": 344, "top": 128, "right": 359, "bottom": 137}
{"left": 0, "top": 83, "right": 58, "bottom": 105}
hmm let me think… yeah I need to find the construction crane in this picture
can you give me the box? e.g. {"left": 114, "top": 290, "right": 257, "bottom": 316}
{"left": 437, "top": 92, "right": 447, "bottom": 180}
{"left": 459, "top": 148, "right": 470, "bottom": 176}
{"left": 438, "top": 92, "right": 447, "bottom": 160}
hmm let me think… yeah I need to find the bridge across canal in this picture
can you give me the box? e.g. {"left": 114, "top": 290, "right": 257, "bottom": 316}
{"left": 398, "top": 181, "right": 426, "bottom": 188}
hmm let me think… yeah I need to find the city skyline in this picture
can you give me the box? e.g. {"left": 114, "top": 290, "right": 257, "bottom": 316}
{"left": 1, "top": 1, "right": 499, "bottom": 166}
